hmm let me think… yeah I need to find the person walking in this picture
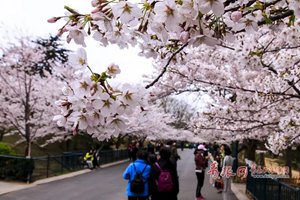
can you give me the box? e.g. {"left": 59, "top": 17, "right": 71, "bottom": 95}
{"left": 214, "top": 144, "right": 225, "bottom": 193}
{"left": 194, "top": 144, "right": 208, "bottom": 200}
{"left": 92, "top": 148, "right": 100, "bottom": 169}
{"left": 170, "top": 142, "right": 181, "bottom": 169}
{"left": 123, "top": 150, "right": 151, "bottom": 200}
{"left": 222, "top": 145, "right": 235, "bottom": 200}
{"left": 149, "top": 147, "right": 179, "bottom": 200}
{"left": 180, "top": 141, "right": 184, "bottom": 151}
{"left": 147, "top": 142, "right": 157, "bottom": 165}
{"left": 128, "top": 143, "right": 134, "bottom": 161}
{"left": 24, "top": 156, "right": 35, "bottom": 183}
{"left": 131, "top": 142, "right": 141, "bottom": 162}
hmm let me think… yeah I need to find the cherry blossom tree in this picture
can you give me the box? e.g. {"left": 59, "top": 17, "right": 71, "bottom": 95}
{"left": 158, "top": 96, "right": 195, "bottom": 129}
{"left": 48, "top": 0, "right": 300, "bottom": 152}
{"left": 124, "top": 103, "right": 176, "bottom": 140}
{"left": 0, "top": 36, "right": 72, "bottom": 157}
{"left": 155, "top": 26, "right": 300, "bottom": 155}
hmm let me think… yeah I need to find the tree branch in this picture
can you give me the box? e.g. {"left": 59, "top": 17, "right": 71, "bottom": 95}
{"left": 282, "top": 79, "right": 300, "bottom": 94}
{"left": 145, "top": 42, "right": 189, "bottom": 89}
{"left": 197, "top": 122, "right": 278, "bottom": 133}
{"left": 170, "top": 69, "right": 300, "bottom": 99}
{"left": 258, "top": 10, "right": 294, "bottom": 26}
{"left": 287, "top": 80, "right": 300, "bottom": 97}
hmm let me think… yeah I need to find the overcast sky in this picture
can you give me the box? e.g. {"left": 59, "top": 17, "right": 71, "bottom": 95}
{"left": 0, "top": 0, "right": 154, "bottom": 84}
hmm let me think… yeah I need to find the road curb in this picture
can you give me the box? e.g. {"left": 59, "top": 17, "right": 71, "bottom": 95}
{"left": 101, "top": 159, "right": 129, "bottom": 168}
{"left": 231, "top": 182, "right": 250, "bottom": 200}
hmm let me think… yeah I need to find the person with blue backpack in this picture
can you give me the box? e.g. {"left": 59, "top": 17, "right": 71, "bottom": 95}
{"left": 149, "top": 147, "right": 179, "bottom": 200}
{"left": 123, "top": 150, "right": 151, "bottom": 200}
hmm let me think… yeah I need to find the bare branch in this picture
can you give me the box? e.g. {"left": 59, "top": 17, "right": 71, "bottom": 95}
{"left": 287, "top": 80, "right": 300, "bottom": 96}
{"left": 145, "top": 42, "right": 189, "bottom": 89}
{"left": 170, "top": 69, "right": 300, "bottom": 99}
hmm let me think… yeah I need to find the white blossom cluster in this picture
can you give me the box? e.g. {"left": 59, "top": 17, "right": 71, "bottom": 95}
{"left": 48, "top": 0, "right": 300, "bottom": 149}
{"left": 151, "top": 26, "right": 300, "bottom": 153}
{"left": 53, "top": 48, "right": 152, "bottom": 139}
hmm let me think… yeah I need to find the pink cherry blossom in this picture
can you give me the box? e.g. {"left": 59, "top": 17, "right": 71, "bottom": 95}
{"left": 47, "top": 0, "right": 300, "bottom": 151}
{"left": 180, "top": 31, "right": 190, "bottom": 43}
{"left": 231, "top": 11, "right": 242, "bottom": 22}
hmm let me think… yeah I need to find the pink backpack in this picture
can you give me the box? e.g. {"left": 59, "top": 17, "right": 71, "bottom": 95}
{"left": 155, "top": 162, "right": 174, "bottom": 192}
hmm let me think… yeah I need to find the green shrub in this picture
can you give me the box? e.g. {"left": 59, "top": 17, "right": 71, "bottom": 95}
{"left": 0, "top": 142, "right": 14, "bottom": 155}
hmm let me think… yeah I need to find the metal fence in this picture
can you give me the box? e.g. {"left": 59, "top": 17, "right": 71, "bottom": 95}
{"left": 0, "top": 149, "right": 128, "bottom": 182}
{"left": 246, "top": 167, "right": 300, "bottom": 200}
{"left": 98, "top": 149, "right": 129, "bottom": 165}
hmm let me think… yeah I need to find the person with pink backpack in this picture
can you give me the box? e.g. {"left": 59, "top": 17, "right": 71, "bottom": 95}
{"left": 149, "top": 147, "right": 179, "bottom": 200}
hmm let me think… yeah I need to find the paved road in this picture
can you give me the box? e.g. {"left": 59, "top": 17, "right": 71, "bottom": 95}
{"left": 178, "top": 149, "right": 223, "bottom": 200}
{"left": 0, "top": 149, "right": 237, "bottom": 200}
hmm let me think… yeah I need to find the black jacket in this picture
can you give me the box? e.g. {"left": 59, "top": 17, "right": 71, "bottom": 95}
{"left": 149, "top": 159, "right": 179, "bottom": 200}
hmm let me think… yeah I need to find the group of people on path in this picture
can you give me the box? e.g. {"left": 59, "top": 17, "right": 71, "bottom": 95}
{"left": 194, "top": 143, "right": 235, "bottom": 200}
{"left": 123, "top": 141, "right": 180, "bottom": 200}
{"left": 83, "top": 148, "right": 100, "bottom": 169}
{"left": 123, "top": 141, "right": 235, "bottom": 200}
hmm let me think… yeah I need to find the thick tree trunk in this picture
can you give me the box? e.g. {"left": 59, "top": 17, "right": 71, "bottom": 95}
{"left": 98, "top": 142, "right": 105, "bottom": 151}
{"left": 0, "top": 131, "right": 3, "bottom": 141}
{"left": 258, "top": 152, "right": 265, "bottom": 167}
{"left": 139, "top": 137, "right": 147, "bottom": 147}
{"left": 24, "top": 78, "right": 32, "bottom": 157}
{"left": 115, "top": 139, "right": 121, "bottom": 150}
{"left": 115, "top": 135, "right": 127, "bottom": 149}
{"left": 65, "top": 139, "right": 71, "bottom": 151}
{"left": 25, "top": 141, "right": 32, "bottom": 157}
{"left": 0, "top": 128, "right": 9, "bottom": 141}
{"left": 25, "top": 125, "right": 32, "bottom": 157}
{"left": 285, "top": 147, "right": 292, "bottom": 178}
{"left": 244, "top": 139, "right": 258, "bottom": 161}
{"left": 231, "top": 141, "right": 239, "bottom": 171}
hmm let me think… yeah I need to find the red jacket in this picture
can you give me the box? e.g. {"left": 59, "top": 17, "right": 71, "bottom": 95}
{"left": 194, "top": 150, "right": 206, "bottom": 170}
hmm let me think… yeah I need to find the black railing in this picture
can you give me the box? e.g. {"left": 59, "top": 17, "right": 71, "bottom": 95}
{"left": 0, "top": 149, "right": 128, "bottom": 182}
{"left": 98, "top": 149, "right": 128, "bottom": 165}
{"left": 246, "top": 167, "right": 300, "bottom": 200}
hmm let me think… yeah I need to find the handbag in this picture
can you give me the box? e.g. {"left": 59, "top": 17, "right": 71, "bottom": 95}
{"left": 214, "top": 178, "right": 224, "bottom": 190}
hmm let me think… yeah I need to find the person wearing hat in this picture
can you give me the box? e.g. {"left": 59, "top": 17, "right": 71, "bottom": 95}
{"left": 194, "top": 144, "right": 208, "bottom": 200}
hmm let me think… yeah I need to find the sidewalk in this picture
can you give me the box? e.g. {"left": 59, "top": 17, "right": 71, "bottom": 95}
{"left": 232, "top": 182, "right": 250, "bottom": 200}
{"left": 0, "top": 159, "right": 129, "bottom": 195}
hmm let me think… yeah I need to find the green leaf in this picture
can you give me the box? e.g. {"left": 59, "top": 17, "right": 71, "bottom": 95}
{"left": 249, "top": 50, "right": 263, "bottom": 57}
{"left": 243, "top": 6, "right": 255, "bottom": 12}
{"left": 289, "top": 15, "right": 295, "bottom": 26}
{"left": 90, "top": 73, "right": 101, "bottom": 82}
{"left": 262, "top": 13, "right": 273, "bottom": 24}
{"left": 100, "top": 72, "right": 109, "bottom": 80}
{"left": 64, "top": 6, "right": 78, "bottom": 14}
{"left": 253, "top": 2, "right": 264, "bottom": 10}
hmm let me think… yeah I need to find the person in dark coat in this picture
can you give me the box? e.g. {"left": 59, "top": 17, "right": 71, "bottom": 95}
{"left": 170, "top": 142, "right": 180, "bottom": 169}
{"left": 194, "top": 144, "right": 208, "bottom": 200}
{"left": 149, "top": 147, "right": 179, "bottom": 200}
{"left": 24, "top": 156, "right": 35, "bottom": 183}
{"left": 131, "top": 142, "right": 141, "bottom": 162}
